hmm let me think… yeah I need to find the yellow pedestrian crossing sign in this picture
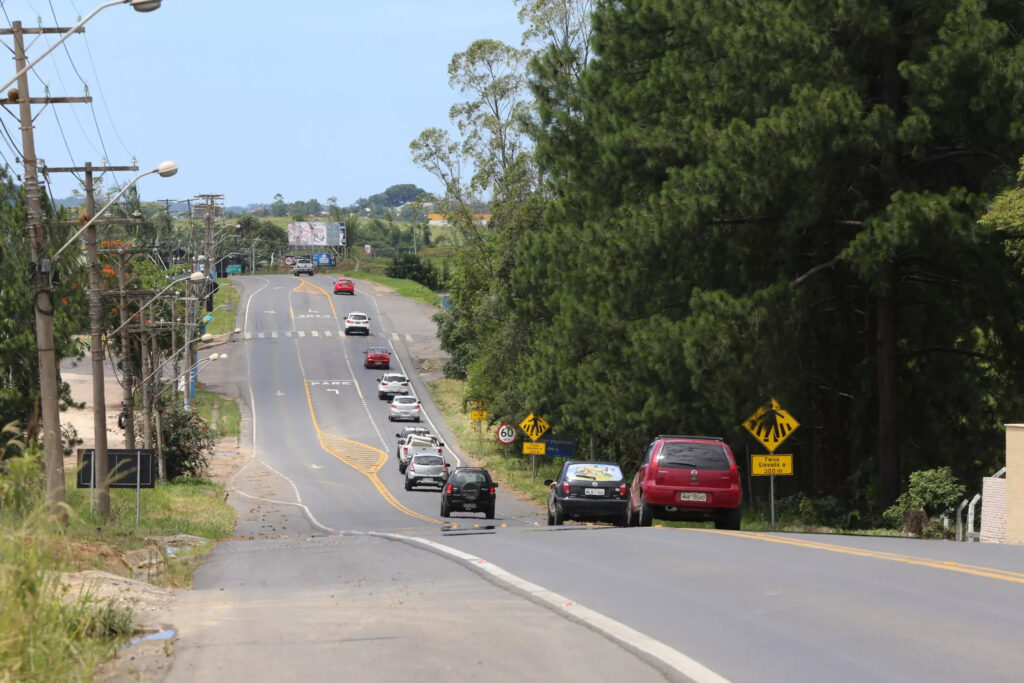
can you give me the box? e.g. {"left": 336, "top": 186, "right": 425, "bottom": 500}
{"left": 744, "top": 398, "right": 799, "bottom": 453}
{"left": 519, "top": 413, "right": 550, "bottom": 442}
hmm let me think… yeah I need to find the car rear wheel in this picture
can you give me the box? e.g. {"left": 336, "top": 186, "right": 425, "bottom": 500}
{"left": 551, "top": 503, "right": 563, "bottom": 526}
{"left": 404, "top": 479, "right": 412, "bottom": 491}
{"left": 440, "top": 499, "right": 450, "bottom": 517}
{"left": 485, "top": 506, "right": 495, "bottom": 520}
{"left": 715, "top": 507, "right": 742, "bottom": 531}
{"left": 546, "top": 503, "right": 554, "bottom": 526}
{"left": 638, "top": 492, "right": 654, "bottom": 527}
{"left": 399, "top": 464, "right": 407, "bottom": 474}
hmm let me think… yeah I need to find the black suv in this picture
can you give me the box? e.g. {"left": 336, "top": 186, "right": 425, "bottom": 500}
{"left": 441, "top": 467, "right": 498, "bottom": 519}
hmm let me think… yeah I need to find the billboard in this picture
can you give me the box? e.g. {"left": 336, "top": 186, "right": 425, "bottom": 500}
{"left": 287, "top": 221, "right": 347, "bottom": 246}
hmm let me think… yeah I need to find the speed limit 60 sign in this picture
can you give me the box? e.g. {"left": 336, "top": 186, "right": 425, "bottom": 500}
{"left": 497, "top": 423, "right": 517, "bottom": 445}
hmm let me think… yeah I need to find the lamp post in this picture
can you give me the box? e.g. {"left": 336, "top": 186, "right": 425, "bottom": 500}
{"left": 108, "top": 270, "right": 205, "bottom": 338}
{"left": 78, "top": 161, "right": 176, "bottom": 516}
{"left": 11, "top": 0, "right": 165, "bottom": 516}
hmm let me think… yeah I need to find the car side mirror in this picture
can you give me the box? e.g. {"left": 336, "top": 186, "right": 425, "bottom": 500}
{"left": 437, "top": 442, "right": 444, "bottom": 448}
{"left": 543, "top": 479, "right": 553, "bottom": 487}
{"left": 395, "top": 434, "right": 402, "bottom": 438}
{"left": 445, "top": 461, "right": 452, "bottom": 468}
{"left": 492, "top": 482, "right": 499, "bottom": 488}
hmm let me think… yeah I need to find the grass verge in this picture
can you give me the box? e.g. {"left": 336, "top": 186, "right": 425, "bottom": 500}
{"left": 192, "top": 387, "right": 242, "bottom": 439}
{"left": 205, "top": 278, "right": 240, "bottom": 335}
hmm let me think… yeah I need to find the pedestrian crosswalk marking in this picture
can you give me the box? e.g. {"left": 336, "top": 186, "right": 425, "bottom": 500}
{"left": 391, "top": 332, "right": 399, "bottom": 341}
{"left": 298, "top": 331, "right": 306, "bottom": 338}
{"left": 311, "top": 331, "right": 319, "bottom": 338}
{"left": 405, "top": 334, "right": 414, "bottom": 342}
{"left": 271, "top": 331, "right": 278, "bottom": 339}
{"left": 258, "top": 332, "right": 265, "bottom": 339}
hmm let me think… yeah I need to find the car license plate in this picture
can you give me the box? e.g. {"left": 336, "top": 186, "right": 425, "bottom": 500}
{"left": 584, "top": 488, "right": 605, "bottom": 496}
{"left": 463, "top": 503, "right": 476, "bottom": 510}
{"left": 680, "top": 492, "right": 707, "bottom": 502}
{"left": 421, "top": 477, "right": 435, "bottom": 483}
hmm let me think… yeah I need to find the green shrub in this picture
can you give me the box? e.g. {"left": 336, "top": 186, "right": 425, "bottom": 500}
{"left": 159, "top": 406, "right": 216, "bottom": 479}
{"left": 882, "top": 466, "right": 966, "bottom": 529}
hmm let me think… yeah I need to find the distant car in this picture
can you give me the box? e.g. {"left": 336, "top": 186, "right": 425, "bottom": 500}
{"left": 404, "top": 453, "right": 450, "bottom": 490}
{"left": 344, "top": 312, "right": 371, "bottom": 335}
{"left": 546, "top": 461, "right": 630, "bottom": 526}
{"left": 441, "top": 467, "right": 497, "bottom": 519}
{"left": 334, "top": 278, "right": 354, "bottom": 295}
{"left": 364, "top": 346, "right": 391, "bottom": 369}
{"left": 388, "top": 395, "right": 421, "bottom": 422}
{"left": 628, "top": 435, "right": 742, "bottom": 529}
{"left": 377, "top": 374, "right": 410, "bottom": 399}
{"left": 293, "top": 257, "right": 314, "bottom": 276}
{"left": 395, "top": 426, "right": 434, "bottom": 459}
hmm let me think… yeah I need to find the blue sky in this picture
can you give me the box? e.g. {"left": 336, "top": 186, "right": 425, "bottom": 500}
{"left": 0, "top": 0, "right": 525, "bottom": 207}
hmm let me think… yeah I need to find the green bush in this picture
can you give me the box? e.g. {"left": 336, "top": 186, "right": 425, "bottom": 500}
{"left": 882, "top": 466, "right": 966, "bottom": 529}
{"left": 160, "top": 406, "right": 216, "bottom": 479}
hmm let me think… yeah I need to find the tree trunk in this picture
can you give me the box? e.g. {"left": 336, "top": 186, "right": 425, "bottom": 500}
{"left": 876, "top": 265, "right": 900, "bottom": 508}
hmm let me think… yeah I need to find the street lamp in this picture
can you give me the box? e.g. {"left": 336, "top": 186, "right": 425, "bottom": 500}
{"left": 140, "top": 333, "right": 214, "bottom": 385}
{"left": 52, "top": 161, "right": 178, "bottom": 263}
{"left": 0, "top": 1, "right": 163, "bottom": 94}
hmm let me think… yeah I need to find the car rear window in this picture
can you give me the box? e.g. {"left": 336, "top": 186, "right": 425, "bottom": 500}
{"left": 455, "top": 471, "right": 488, "bottom": 484}
{"left": 383, "top": 375, "right": 405, "bottom": 382}
{"left": 350, "top": 314, "right": 367, "bottom": 321}
{"left": 395, "top": 396, "right": 417, "bottom": 405}
{"left": 658, "top": 442, "right": 731, "bottom": 470}
{"left": 368, "top": 347, "right": 388, "bottom": 354}
{"left": 565, "top": 463, "right": 623, "bottom": 481}
{"left": 414, "top": 455, "right": 443, "bottom": 466}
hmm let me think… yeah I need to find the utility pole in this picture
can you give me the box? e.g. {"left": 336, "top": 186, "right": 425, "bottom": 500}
{"left": 7, "top": 21, "right": 91, "bottom": 515}
{"left": 43, "top": 161, "right": 138, "bottom": 517}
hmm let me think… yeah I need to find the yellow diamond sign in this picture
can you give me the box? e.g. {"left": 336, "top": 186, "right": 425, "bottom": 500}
{"left": 519, "top": 413, "right": 550, "bottom": 441}
{"left": 744, "top": 398, "right": 799, "bottom": 453}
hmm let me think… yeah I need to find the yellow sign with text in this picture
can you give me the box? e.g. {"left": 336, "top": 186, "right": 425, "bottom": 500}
{"left": 751, "top": 454, "right": 794, "bottom": 476}
{"left": 519, "top": 413, "right": 550, "bottom": 441}
{"left": 471, "top": 410, "right": 488, "bottom": 421}
{"left": 523, "top": 441, "right": 546, "bottom": 455}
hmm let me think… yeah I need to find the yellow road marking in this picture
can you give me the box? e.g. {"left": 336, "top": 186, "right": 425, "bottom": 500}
{"left": 303, "top": 375, "right": 437, "bottom": 525}
{"left": 690, "top": 529, "right": 1024, "bottom": 585}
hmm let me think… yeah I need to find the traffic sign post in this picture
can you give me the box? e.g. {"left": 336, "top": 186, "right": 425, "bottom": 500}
{"left": 743, "top": 398, "right": 799, "bottom": 530}
{"left": 520, "top": 413, "right": 550, "bottom": 479}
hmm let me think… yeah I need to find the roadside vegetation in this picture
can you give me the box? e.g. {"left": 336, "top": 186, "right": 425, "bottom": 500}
{"left": 0, "top": 424, "right": 236, "bottom": 681}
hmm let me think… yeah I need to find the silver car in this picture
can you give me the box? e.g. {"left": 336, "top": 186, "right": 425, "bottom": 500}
{"left": 398, "top": 434, "right": 443, "bottom": 473}
{"left": 388, "top": 395, "right": 421, "bottom": 422}
{"left": 404, "top": 453, "right": 450, "bottom": 490}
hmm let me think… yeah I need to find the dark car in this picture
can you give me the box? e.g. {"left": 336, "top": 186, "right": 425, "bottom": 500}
{"left": 546, "top": 461, "right": 630, "bottom": 526}
{"left": 627, "top": 435, "right": 742, "bottom": 529}
{"left": 440, "top": 467, "right": 497, "bottom": 519}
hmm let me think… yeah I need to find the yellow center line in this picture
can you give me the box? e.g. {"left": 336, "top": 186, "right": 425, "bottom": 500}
{"left": 301, "top": 356, "right": 438, "bottom": 526}
{"left": 689, "top": 528, "right": 1024, "bottom": 584}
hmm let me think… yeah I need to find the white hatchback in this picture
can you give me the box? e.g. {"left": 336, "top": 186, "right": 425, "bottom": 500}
{"left": 344, "top": 312, "right": 371, "bottom": 335}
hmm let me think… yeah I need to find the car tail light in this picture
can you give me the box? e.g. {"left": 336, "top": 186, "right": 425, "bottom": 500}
{"left": 445, "top": 484, "right": 452, "bottom": 494}
{"left": 618, "top": 483, "right": 627, "bottom": 496}
{"left": 561, "top": 481, "right": 569, "bottom": 495}
{"left": 489, "top": 485, "right": 495, "bottom": 496}
{"left": 437, "top": 448, "right": 442, "bottom": 454}
{"left": 729, "top": 463, "right": 739, "bottom": 485}
{"left": 409, "top": 464, "right": 415, "bottom": 473}
{"left": 391, "top": 404, "right": 397, "bottom": 409}
{"left": 414, "top": 404, "right": 420, "bottom": 409}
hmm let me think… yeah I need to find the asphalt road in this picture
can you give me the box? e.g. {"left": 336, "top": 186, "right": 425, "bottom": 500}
{"left": 165, "top": 273, "right": 1024, "bottom": 682}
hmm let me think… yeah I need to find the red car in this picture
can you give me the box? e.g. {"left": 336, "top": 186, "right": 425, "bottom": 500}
{"left": 364, "top": 346, "right": 391, "bottom": 369}
{"left": 628, "top": 435, "right": 742, "bottom": 529}
{"left": 334, "top": 278, "right": 354, "bottom": 295}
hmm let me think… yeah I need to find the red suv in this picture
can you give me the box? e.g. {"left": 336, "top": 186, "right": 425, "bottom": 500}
{"left": 628, "top": 435, "right": 742, "bottom": 529}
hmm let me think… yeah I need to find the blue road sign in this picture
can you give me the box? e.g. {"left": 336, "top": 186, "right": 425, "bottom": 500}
{"left": 542, "top": 437, "right": 576, "bottom": 458}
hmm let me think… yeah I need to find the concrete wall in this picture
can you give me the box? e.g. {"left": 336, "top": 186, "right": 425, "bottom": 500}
{"left": 1005, "top": 424, "right": 1024, "bottom": 544}
{"left": 980, "top": 477, "right": 1006, "bottom": 543}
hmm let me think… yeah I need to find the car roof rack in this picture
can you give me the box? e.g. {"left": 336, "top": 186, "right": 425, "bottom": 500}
{"left": 655, "top": 435, "right": 725, "bottom": 441}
